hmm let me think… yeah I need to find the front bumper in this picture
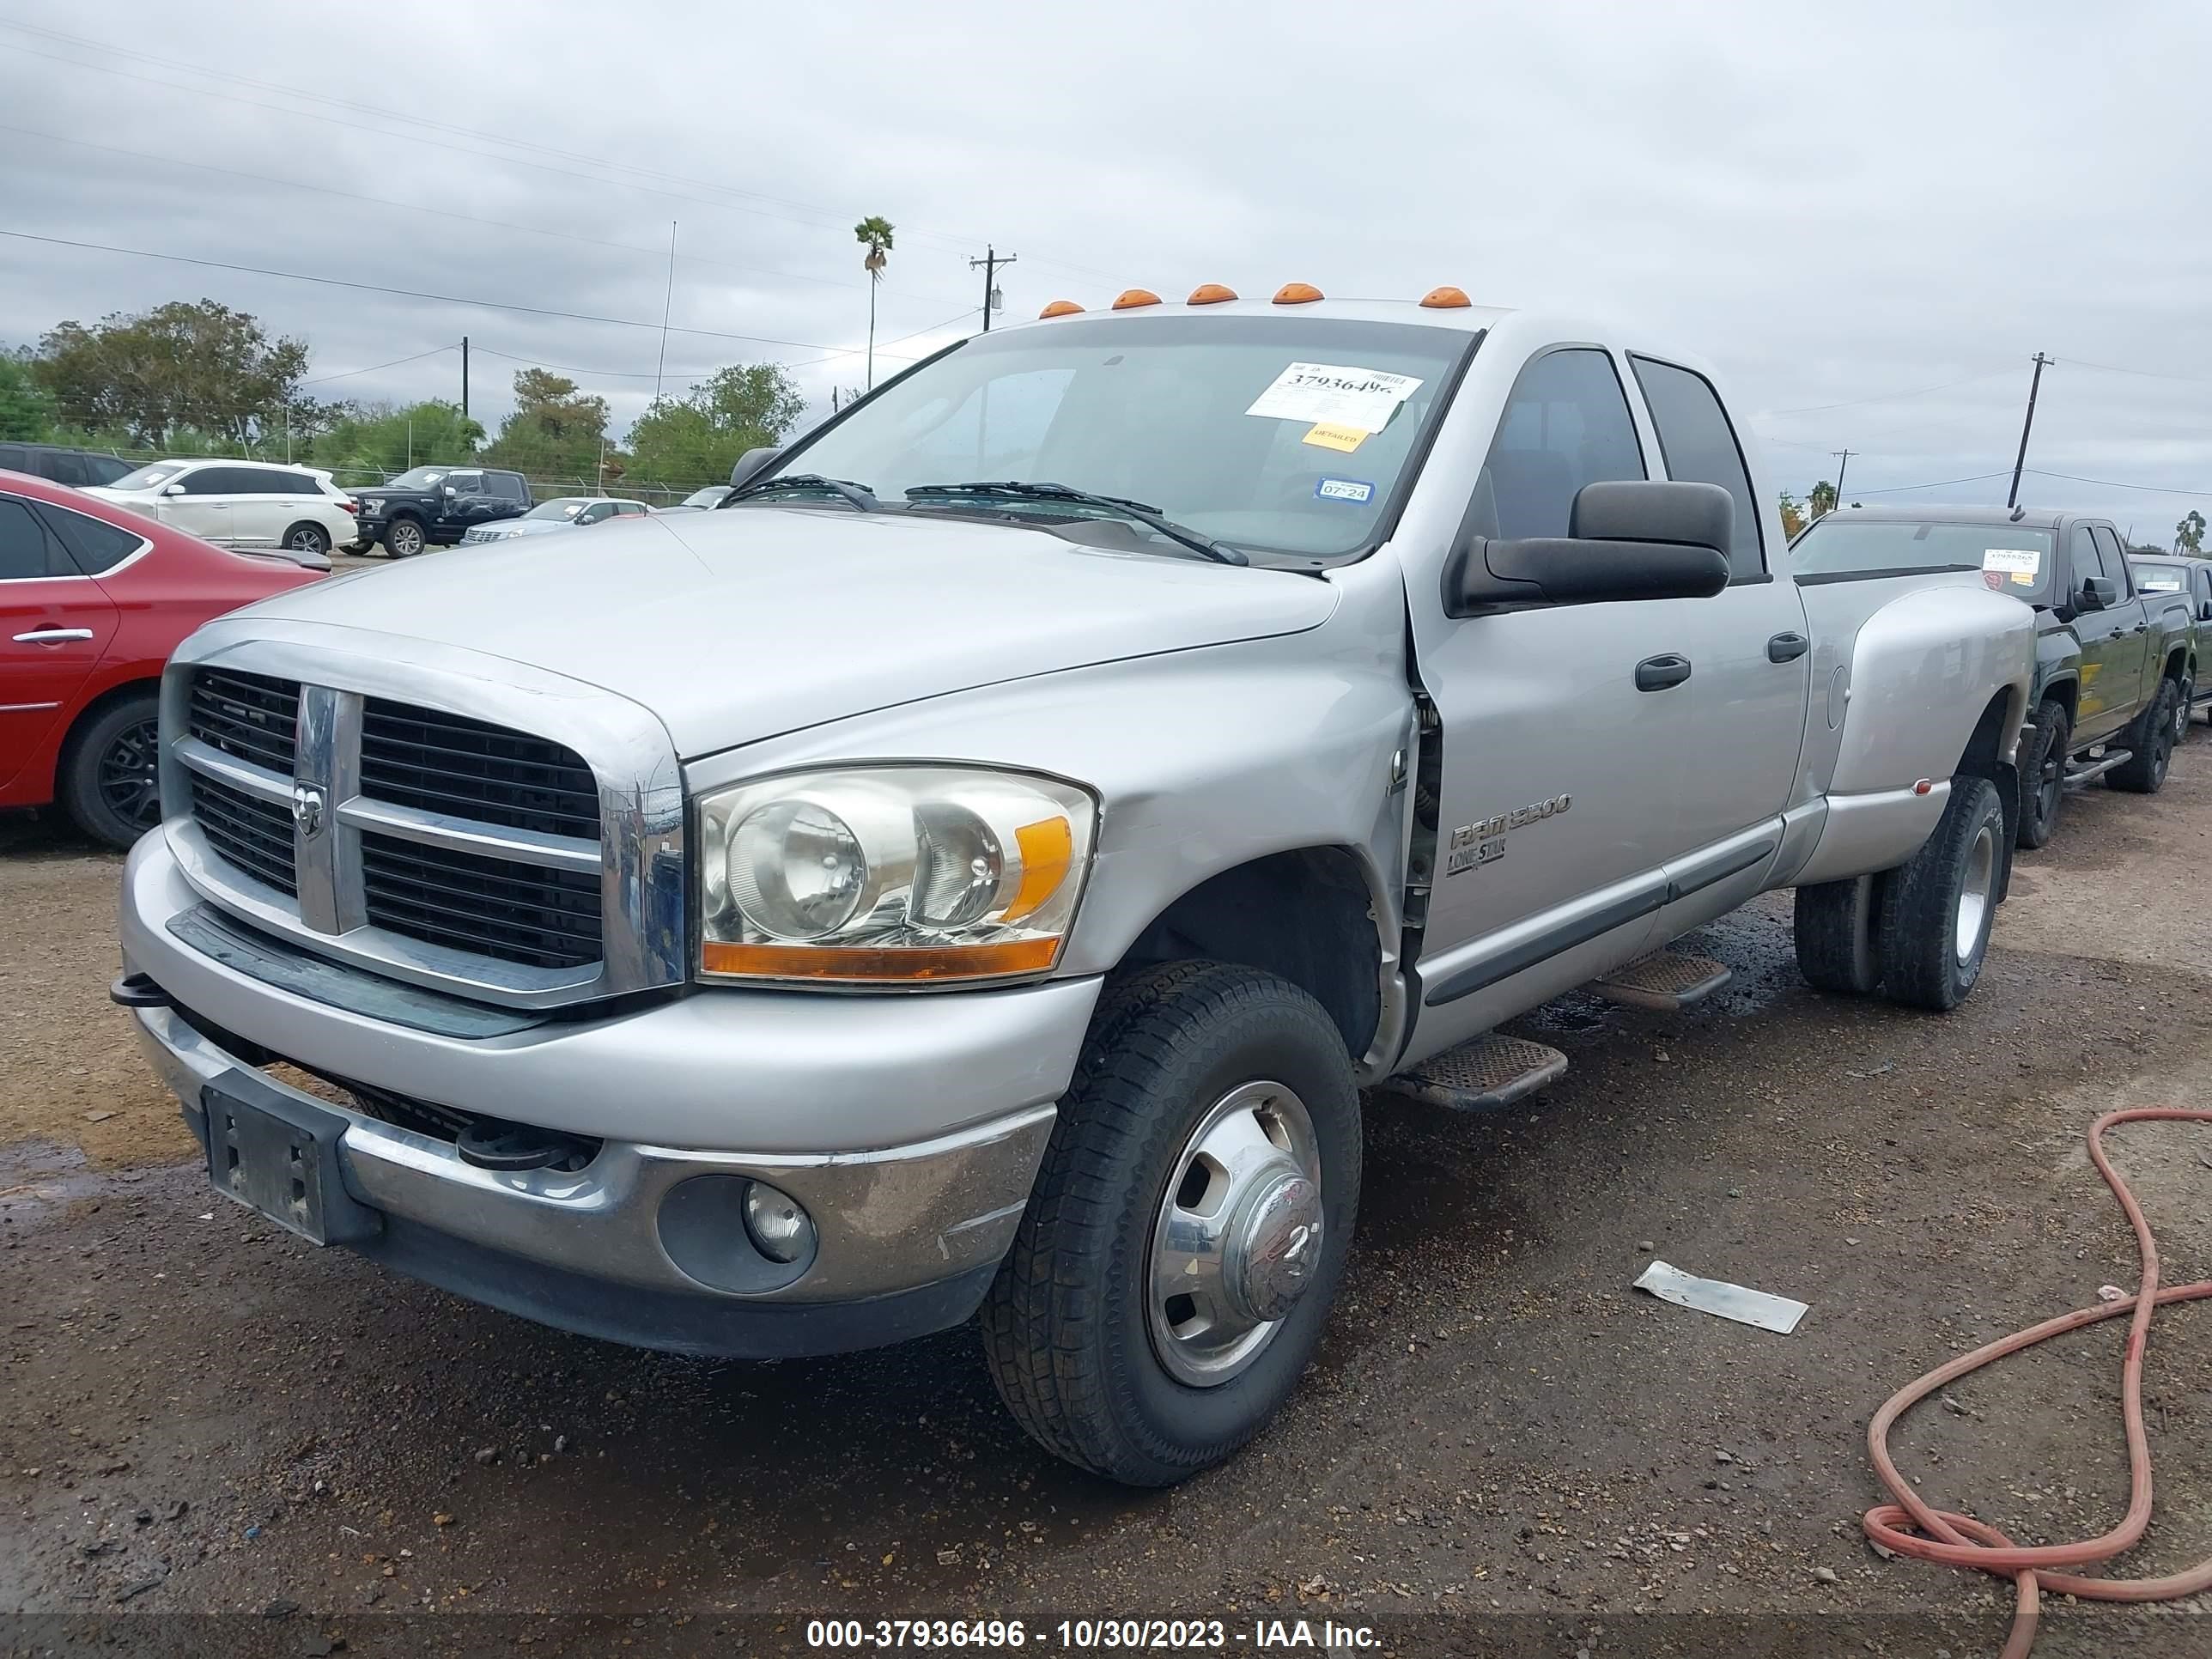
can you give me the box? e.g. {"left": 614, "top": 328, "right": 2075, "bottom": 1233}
{"left": 122, "top": 834, "right": 1097, "bottom": 1356}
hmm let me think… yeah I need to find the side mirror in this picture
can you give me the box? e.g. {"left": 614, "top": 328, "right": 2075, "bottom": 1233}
{"left": 161, "top": 483, "right": 185, "bottom": 497}
{"left": 2078, "top": 575, "right": 2118, "bottom": 612}
{"left": 2199, "top": 601, "right": 2212, "bottom": 623}
{"left": 728, "top": 446, "right": 781, "bottom": 489}
{"left": 1446, "top": 480, "right": 1734, "bottom": 615}
{"left": 442, "top": 484, "right": 459, "bottom": 498}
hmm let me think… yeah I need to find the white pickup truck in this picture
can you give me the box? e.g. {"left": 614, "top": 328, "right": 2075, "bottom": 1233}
{"left": 118, "top": 284, "right": 2034, "bottom": 1485}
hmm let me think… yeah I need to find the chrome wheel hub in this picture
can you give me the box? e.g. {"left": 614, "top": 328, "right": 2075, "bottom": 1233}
{"left": 1955, "top": 821, "right": 1995, "bottom": 964}
{"left": 1147, "top": 1080, "right": 1322, "bottom": 1387}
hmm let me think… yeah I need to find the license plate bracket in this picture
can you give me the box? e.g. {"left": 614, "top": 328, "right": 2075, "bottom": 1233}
{"left": 201, "top": 1072, "right": 382, "bottom": 1246}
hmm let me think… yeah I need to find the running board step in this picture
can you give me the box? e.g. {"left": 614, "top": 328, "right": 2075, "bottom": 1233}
{"left": 1588, "top": 950, "right": 1733, "bottom": 1012}
{"left": 1390, "top": 1035, "right": 1568, "bottom": 1114}
{"left": 2064, "top": 749, "right": 2130, "bottom": 788}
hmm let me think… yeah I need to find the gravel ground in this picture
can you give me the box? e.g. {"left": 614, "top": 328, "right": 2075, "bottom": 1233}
{"left": 3, "top": 732, "right": 2210, "bottom": 1658}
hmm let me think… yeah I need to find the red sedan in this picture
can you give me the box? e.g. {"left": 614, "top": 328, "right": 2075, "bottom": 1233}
{"left": 0, "top": 468, "right": 321, "bottom": 848}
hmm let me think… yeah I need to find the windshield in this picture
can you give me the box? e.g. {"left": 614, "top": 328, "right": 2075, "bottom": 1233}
{"left": 108, "top": 463, "right": 191, "bottom": 491}
{"left": 1791, "top": 518, "right": 2055, "bottom": 588}
{"left": 524, "top": 498, "right": 586, "bottom": 520}
{"left": 682, "top": 485, "right": 731, "bottom": 508}
{"left": 2130, "top": 559, "right": 2187, "bottom": 592}
{"left": 763, "top": 315, "right": 1474, "bottom": 562}
{"left": 387, "top": 466, "right": 450, "bottom": 489}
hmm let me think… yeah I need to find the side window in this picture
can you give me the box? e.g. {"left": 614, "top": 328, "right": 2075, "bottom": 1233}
{"left": 1472, "top": 348, "right": 1645, "bottom": 542}
{"left": 35, "top": 502, "right": 145, "bottom": 574}
{"left": 2091, "top": 527, "right": 2131, "bottom": 592}
{"left": 2067, "top": 525, "right": 2102, "bottom": 595}
{"left": 273, "top": 471, "right": 319, "bottom": 496}
{"left": 495, "top": 472, "right": 529, "bottom": 502}
{"left": 447, "top": 471, "right": 484, "bottom": 496}
{"left": 176, "top": 467, "right": 232, "bottom": 496}
{"left": 2197, "top": 568, "right": 2212, "bottom": 614}
{"left": 578, "top": 502, "right": 613, "bottom": 524}
{"left": 82, "top": 454, "right": 133, "bottom": 486}
{"left": 0, "top": 495, "right": 63, "bottom": 580}
{"left": 617, "top": 501, "right": 646, "bottom": 516}
{"left": 1629, "top": 356, "right": 1764, "bottom": 577}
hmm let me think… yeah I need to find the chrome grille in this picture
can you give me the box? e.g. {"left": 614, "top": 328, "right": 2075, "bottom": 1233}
{"left": 361, "top": 836, "right": 602, "bottom": 969}
{"left": 187, "top": 772, "right": 298, "bottom": 895}
{"left": 187, "top": 669, "right": 299, "bottom": 773}
{"left": 360, "top": 701, "right": 600, "bottom": 839}
{"left": 164, "top": 641, "right": 686, "bottom": 1008}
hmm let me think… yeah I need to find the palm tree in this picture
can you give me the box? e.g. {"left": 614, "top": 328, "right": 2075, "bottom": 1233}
{"left": 854, "top": 216, "right": 895, "bottom": 389}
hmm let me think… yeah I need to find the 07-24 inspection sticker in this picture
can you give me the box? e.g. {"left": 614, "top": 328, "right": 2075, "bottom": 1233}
{"left": 1983, "top": 547, "right": 2041, "bottom": 586}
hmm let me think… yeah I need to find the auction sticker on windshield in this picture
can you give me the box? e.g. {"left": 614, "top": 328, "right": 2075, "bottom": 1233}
{"left": 1248, "top": 363, "right": 1424, "bottom": 434}
{"left": 1982, "top": 547, "right": 2040, "bottom": 586}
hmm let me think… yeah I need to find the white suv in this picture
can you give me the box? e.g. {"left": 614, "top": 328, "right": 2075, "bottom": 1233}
{"left": 88, "top": 459, "right": 355, "bottom": 568}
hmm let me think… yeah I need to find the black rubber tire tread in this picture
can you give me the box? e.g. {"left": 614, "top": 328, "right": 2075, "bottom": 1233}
{"left": 280, "top": 520, "right": 331, "bottom": 556}
{"left": 2014, "top": 700, "right": 2069, "bottom": 849}
{"left": 1878, "top": 776, "right": 2004, "bottom": 1012}
{"left": 980, "top": 960, "right": 1359, "bottom": 1486}
{"left": 381, "top": 517, "right": 425, "bottom": 557}
{"left": 1793, "top": 873, "right": 1884, "bottom": 995}
{"left": 58, "top": 690, "right": 161, "bottom": 850}
{"left": 2109, "top": 680, "right": 2178, "bottom": 794}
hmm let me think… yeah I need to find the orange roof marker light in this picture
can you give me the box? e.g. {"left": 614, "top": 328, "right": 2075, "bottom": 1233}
{"left": 1187, "top": 283, "right": 1238, "bottom": 305}
{"left": 1420, "top": 285, "right": 1474, "bottom": 309}
{"left": 1038, "top": 300, "right": 1084, "bottom": 319}
{"left": 1112, "top": 288, "right": 1163, "bottom": 310}
{"left": 1273, "top": 282, "right": 1324, "bottom": 305}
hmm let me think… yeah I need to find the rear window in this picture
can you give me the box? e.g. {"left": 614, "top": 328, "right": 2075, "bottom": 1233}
{"left": 37, "top": 501, "right": 145, "bottom": 573}
{"left": 1790, "top": 518, "right": 2054, "bottom": 589}
{"left": 2131, "top": 560, "right": 2188, "bottom": 592}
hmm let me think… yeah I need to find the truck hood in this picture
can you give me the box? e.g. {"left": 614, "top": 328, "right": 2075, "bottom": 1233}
{"left": 249, "top": 507, "right": 1336, "bottom": 757}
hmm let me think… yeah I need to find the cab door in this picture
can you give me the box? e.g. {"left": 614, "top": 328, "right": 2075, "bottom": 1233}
{"left": 2066, "top": 521, "right": 2144, "bottom": 740}
{"left": 158, "top": 465, "right": 236, "bottom": 544}
{"left": 0, "top": 492, "right": 119, "bottom": 791}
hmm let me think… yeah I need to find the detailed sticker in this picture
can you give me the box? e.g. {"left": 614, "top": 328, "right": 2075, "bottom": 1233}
{"left": 1982, "top": 547, "right": 2040, "bottom": 586}
{"left": 2139, "top": 574, "right": 2183, "bottom": 592}
{"left": 1248, "top": 362, "right": 1424, "bottom": 434}
{"left": 1314, "top": 477, "right": 1376, "bottom": 504}
{"left": 1302, "top": 422, "right": 1370, "bottom": 453}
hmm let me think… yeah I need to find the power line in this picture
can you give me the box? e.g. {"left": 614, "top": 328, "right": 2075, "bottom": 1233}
{"left": 0, "top": 121, "right": 974, "bottom": 310}
{"left": 1762, "top": 369, "right": 2014, "bottom": 418}
{"left": 2057, "top": 356, "right": 2212, "bottom": 386}
{"left": 1848, "top": 471, "right": 2014, "bottom": 495}
{"left": 465, "top": 308, "right": 976, "bottom": 384}
{"left": 2025, "top": 468, "right": 2212, "bottom": 499}
{"left": 303, "top": 344, "right": 459, "bottom": 386}
{"left": 0, "top": 228, "right": 933, "bottom": 363}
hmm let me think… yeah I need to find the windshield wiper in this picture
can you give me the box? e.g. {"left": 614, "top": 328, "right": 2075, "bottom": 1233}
{"left": 902, "top": 481, "right": 1248, "bottom": 566}
{"left": 729, "top": 473, "right": 880, "bottom": 512}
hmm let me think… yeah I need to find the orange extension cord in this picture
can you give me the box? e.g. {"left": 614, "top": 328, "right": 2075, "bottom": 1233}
{"left": 1863, "top": 1107, "right": 2212, "bottom": 1658}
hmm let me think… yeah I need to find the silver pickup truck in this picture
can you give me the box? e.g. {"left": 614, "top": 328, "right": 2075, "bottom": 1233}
{"left": 118, "top": 287, "right": 2033, "bottom": 1485}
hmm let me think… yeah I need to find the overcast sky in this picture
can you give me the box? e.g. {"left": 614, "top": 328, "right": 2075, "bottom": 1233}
{"left": 2, "top": 0, "right": 2208, "bottom": 535}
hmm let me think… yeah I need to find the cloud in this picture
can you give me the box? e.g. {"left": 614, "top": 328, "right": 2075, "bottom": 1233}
{"left": 1, "top": 0, "right": 2207, "bottom": 529}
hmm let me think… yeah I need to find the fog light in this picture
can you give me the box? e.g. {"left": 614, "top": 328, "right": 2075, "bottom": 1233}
{"left": 743, "top": 1182, "right": 815, "bottom": 1264}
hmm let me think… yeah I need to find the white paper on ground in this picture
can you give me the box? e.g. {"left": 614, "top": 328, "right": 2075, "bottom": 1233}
{"left": 1633, "top": 1259, "right": 1808, "bottom": 1334}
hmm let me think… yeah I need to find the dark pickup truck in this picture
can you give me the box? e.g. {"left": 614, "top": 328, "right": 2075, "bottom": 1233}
{"left": 1790, "top": 505, "right": 2192, "bottom": 847}
{"left": 350, "top": 465, "right": 531, "bottom": 556}
{"left": 2126, "top": 553, "right": 2212, "bottom": 730}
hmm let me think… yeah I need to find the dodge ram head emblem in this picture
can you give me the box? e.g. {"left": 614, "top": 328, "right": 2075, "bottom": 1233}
{"left": 289, "top": 783, "right": 326, "bottom": 837}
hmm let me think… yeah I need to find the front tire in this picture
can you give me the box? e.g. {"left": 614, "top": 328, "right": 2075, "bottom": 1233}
{"left": 58, "top": 692, "right": 163, "bottom": 850}
{"left": 382, "top": 517, "right": 426, "bottom": 558}
{"left": 2014, "top": 700, "right": 2069, "bottom": 848}
{"left": 1879, "top": 776, "right": 2004, "bottom": 1012}
{"left": 2110, "top": 680, "right": 2178, "bottom": 793}
{"left": 981, "top": 962, "right": 1360, "bottom": 1486}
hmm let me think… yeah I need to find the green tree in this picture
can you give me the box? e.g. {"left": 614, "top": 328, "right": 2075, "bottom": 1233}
{"left": 626, "top": 364, "right": 805, "bottom": 487}
{"left": 854, "top": 216, "right": 894, "bottom": 389}
{"left": 2178, "top": 510, "right": 2206, "bottom": 555}
{"left": 1808, "top": 479, "right": 1838, "bottom": 519}
{"left": 483, "top": 369, "right": 609, "bottom": 482}
{"left": 0, "top": 350, "right": 58, "bottom": 441}
{"left": 1778, "top": 490, "right": 1806, "bottom": 541}
{"left": 319, "top": 400, "right": 484, "bottom": 481}
{"left": 33, "top": 300, "right": 308, "bottom": 447}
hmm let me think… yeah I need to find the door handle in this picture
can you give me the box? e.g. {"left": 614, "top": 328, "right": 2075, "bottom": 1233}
{"left": 1634, "top": 653, "right": 1692, "bottom": 692}
{"left": 2130, "top": 624, "right": 2148, "bottom": 635}
{"left": 13, "top": 627, "right": 94, "bottom": 644}
{"left": 1766, "top": 631, "right": 1810, "bottom": 663}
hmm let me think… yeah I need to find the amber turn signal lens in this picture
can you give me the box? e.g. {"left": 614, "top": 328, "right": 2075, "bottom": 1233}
{"left": 1112, "top": 289, "right": 1163, "bottom": 310}
{"left": 1186, "top": 283, "right": 1238, "bottom": 305}
{"left": 1272, "top": 282, "right": 1324, "bottom": 305}
{"left": 701, "top": 938, "right": 1060, "bottom": 981}
{"left": 1003, "top": 816, "right": 1074, "bottom": 921}
{"left": 1038, "top": 300, "right": 1084, "bottom": 319}
{"left": 1419, "top": 285, "right": 1474, "bottom": 308}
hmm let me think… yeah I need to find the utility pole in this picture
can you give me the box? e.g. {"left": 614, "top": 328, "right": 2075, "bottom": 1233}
{"left": 2007, "top": 353, "right": 2051, "bottom": 510}
{"left": 653, "top": 221, "right": 678, "bottom": 404}
{"left": 460, "top": 336, "right": 470, "bottom": 422}
{"left": 1831, "top": 449, "right": 1856, "bottom": 513}
{"left": 970, "top": 246, "right": 1016, "bottom": 332}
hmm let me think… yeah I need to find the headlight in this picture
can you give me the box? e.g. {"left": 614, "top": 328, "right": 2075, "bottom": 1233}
{"left": 696, "top": 765, "right": 1096, "bottom": 986}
